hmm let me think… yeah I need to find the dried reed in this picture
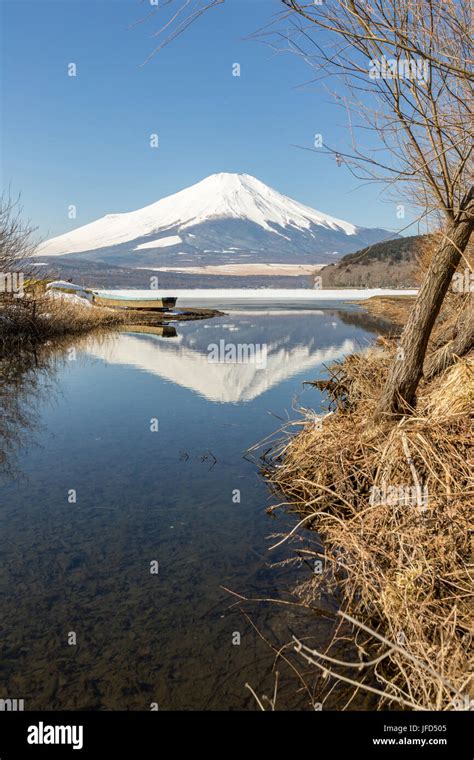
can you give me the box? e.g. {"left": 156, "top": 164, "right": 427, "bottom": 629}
{"left": 263, "top": 342, "right": 473, "bottom": 710}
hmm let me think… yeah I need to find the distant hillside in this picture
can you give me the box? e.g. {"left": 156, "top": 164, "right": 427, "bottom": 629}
{"left": 319, "top": 234, "right": 428, "bottom": 288}
{"left": 30, "top": 255, "right": 314, "bottom": 289}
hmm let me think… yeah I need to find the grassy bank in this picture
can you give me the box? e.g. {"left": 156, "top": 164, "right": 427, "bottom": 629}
{"left": 354, "top": 295, "right": 416, "bottom": 327}
{"left": 0, "top": 293, "right": 126, "bottom": 349}
{"left": 264, "top": 308, "right": 473, "bottom": 710}
{"left": 0, "top": 291, "right": 223, "bottom": 350}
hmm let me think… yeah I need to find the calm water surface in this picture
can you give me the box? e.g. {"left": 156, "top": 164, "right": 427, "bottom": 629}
{"left": 0, "top": 306, "right": 389, "bottom": 710}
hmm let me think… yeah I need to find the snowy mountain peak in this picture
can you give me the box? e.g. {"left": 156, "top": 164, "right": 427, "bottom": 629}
{"left": 35, "top": 173, "right": 394, "bottom": 265}
{"left": 147, "top": 171, "right": 359, "bottom": 236}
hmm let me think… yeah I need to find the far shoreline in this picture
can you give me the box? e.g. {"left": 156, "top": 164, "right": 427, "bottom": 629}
{"left": 93, "top": 287, "right": 419, "bottom": 302}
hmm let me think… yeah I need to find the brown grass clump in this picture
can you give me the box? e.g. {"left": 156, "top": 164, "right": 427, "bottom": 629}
{"left": 0, "top": 293, "right": 127, "bottom": 350}
{"left": 357, "top": 296, "right": 416, "bottom": 327}
{"left": 265, "top": 343, "right": 473, "bottom": 710}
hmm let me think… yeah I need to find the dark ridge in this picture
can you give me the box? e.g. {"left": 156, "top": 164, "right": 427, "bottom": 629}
{"left": 319, "top": 234, "right": 429, "bottom": 288}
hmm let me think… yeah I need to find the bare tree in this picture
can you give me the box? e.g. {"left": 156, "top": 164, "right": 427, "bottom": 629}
{"left": 135, "top": 0, "right": 473, "bottom": 417}
{"left": 0, "top": 194, "right": 38, "bottom": 296}
{"left": 270, "top": 0, "right": 474, "bottom": 417}
{"left": 130, "top": 0, "right": 225, "bottom": 64}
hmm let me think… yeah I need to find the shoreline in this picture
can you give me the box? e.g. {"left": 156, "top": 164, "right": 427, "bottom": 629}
{"left": 94, "top": 287, "right": 419, "bottom": 302}
{"left": 351, "top": 294, "right": 417, "bottom": 326}
{"left": 0, "top": 294, "right": 224, "bottom": 351}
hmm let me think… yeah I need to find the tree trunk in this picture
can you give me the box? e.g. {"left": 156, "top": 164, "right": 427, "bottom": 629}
{"left": 375, "top": 187, "right": 474, "bottom": 420}
{"left": 423, "top": 296, "right": 474, "bottom": 381}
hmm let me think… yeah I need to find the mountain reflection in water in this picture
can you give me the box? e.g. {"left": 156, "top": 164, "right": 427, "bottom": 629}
{"left": 88, "top": 312, "right": 364, "bottom": 403}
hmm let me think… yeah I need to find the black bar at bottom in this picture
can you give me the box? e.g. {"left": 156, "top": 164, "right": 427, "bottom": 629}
{"left": 0, "top": 710, "right": 471, "bottom": 758}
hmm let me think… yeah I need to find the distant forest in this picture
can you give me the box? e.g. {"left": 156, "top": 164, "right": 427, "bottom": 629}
{"left": 320, "top": 235, "right": 429, "bottom": 288}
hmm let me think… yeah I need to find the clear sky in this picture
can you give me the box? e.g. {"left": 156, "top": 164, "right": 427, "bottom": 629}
{"left": 1, "top": 0, "right": 422, "bottom": 240}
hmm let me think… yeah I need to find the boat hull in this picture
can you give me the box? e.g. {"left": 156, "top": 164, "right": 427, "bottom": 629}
{"left": 92, "top": 295, "right": 177, "bottom": 311}
{"left": 121, "top": 325, "right": 178, "bottom": 338}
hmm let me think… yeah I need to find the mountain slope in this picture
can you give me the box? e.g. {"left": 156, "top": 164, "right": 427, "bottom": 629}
{"left": 319, "top": 234, "right": 427, "bottom": 288}
{"left": 36, "top": 173, "right": 397, "bottom": 267}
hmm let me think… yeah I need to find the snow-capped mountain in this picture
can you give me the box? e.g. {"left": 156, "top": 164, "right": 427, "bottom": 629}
{"left": 36, "top": 173, "right": 395, "bottom": 266}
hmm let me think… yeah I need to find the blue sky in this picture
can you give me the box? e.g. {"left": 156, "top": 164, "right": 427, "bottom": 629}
{"left": 1, "top": 0, "right": 422, "bottom": 240}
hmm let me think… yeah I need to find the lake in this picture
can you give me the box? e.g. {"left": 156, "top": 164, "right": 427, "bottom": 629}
{"left": 0, "top": 304, "right": 391, "bottom": 710}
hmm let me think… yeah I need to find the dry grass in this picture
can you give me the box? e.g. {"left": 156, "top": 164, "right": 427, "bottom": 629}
{"left": 0, "top": 289, "right": 223, "bottom": 351}
{"left": 0, "top": 292, "right": 127, "bottom": 350}
{"left": 263, "top": 342, "right": 473, "bottom": 710}
{"left": 356, "top": 295, "right": 416, "bottom": 327}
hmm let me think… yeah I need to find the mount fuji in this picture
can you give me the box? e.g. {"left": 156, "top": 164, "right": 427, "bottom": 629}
{"left": 36, "top": 173, "right": 396, "bottom": 267}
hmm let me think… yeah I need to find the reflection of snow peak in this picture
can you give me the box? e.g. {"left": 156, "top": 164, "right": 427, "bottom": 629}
{"left": 207, "top": 340, "right": 267, "bottom": 369}
{"left": 86, "top": 332, "right": 357, "bottom": 403}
